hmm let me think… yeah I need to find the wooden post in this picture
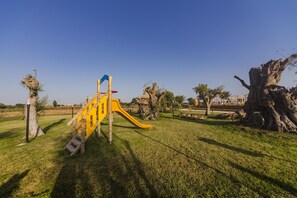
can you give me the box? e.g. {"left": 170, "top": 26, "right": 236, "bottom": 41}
{"left": 71, "top": 104, "right": 74, "bottom": 118}
{"left": 108, "top": 76, "right": 113, "bottom": 144}
{"left": 96, "top": 79, "right": 101, "bottom": 138}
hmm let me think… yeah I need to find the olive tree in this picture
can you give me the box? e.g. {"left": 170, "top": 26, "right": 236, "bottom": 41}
{"left": 140, "top": 82, "right": 166, "bottom": 120}
{"left": 187, "top": 97, "right": 195, "bottom": 105}
{"left": 235, "top": 54, "right": 297, "bottom": 133}
{"left": 193, "top": 84, "right": 225, "bottom": 115}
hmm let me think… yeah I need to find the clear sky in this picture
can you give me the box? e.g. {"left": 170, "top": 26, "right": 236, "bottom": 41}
{"left": 1, "top": 0, "right": 297, "bottom": 105}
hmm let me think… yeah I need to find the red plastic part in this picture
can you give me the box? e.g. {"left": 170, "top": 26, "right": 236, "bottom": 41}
{"left": 100, "top": 90, "right": 118, "bottom": 94}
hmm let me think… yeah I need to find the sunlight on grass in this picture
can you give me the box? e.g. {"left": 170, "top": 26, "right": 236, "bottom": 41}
{"left": 0, "top": 114, "right": 297, "bottom": 197}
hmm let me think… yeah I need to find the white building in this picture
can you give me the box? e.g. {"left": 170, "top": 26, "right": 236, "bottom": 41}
{"left": 212, "top": 95, "right": 248, "bottom": 105}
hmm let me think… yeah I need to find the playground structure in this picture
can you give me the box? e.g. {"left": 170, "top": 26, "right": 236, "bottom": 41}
{"left": 65, "top": 75, "right": 152, "bottom": 156}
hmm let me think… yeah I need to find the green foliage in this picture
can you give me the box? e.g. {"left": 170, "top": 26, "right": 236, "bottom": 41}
{"left": 172, "top": 102, "right": 182, "bottom": 111}
{"left": 0, "top": 103, "right": 6, "bottom": 108}
{"left": 130, "top": 98, "right": 138, "bottom": 105}
{"left": 187, "top": 97, "right": 195, "bottom": 105}
{"left": 174, "top": 95, "right": 185, "bottom": 104}
{"left": 36, "top": 96, "right": 48, "bottom": 116}
{"left": 193, "top": 84, "right": 227, "bottom": 115}
{"left": 15, "top": 103, "right": 25, "bottom": 108}
{"left": 53, "top": 100, "right": 58, "bottom": 107}
{"left": 193, "top": 84, "right": 224, "bottom": 102}
{"left": 170, "top": 95, "right": 185, "bottom": 111}
{"left": 161, "top": 91, "right": 175, "bottom": 110}
{"left": 220, "top": 91, "right": 231, "bottom": 100}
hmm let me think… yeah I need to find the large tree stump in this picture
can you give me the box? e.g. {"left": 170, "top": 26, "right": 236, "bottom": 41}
{"left": 21, "top": 74, "right": 45, "bottom": 137}
{"left": 235, "top": 54, "right": 297, "bottom": 133}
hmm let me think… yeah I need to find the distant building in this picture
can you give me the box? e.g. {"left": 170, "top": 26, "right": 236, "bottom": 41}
{"left": 212, "top": 95, "right": 248, "bottom": 105}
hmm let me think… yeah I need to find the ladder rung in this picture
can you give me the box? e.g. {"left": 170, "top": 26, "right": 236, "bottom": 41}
{"left": 66, "top": 143, "right": 76, "bottom": 153}
{"left": 71, "top": 138, "right": 81, "bottom": 146}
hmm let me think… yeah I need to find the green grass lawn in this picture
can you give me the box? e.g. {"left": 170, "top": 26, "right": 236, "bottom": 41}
{"left": 0, "top": 113, "right": 297, "bottom": 197}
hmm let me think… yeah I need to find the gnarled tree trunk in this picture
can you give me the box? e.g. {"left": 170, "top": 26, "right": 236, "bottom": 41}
{"left": 22, "top": 75, "right": 44, "bottom": 137}
{"left": 235, "top": 54, "right": 297, "bottom": 133}
{"left": 139, "top": 83, "right": 166, "bottom": 120}
{"left": 204, "top": 99, "right": 211, "bottom": 116}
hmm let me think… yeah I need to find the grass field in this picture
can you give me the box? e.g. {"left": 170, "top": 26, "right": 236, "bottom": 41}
{"left": 0, "top": 113, "right": 297, "bottom": 197}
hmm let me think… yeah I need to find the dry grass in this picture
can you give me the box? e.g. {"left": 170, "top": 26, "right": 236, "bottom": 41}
{"left": 0, "top": 107, "right": 81, "bottom": 118}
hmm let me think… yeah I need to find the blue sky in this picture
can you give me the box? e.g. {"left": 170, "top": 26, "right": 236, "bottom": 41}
{"left": 0, "top": 0, "right": 297, "bottom": 105}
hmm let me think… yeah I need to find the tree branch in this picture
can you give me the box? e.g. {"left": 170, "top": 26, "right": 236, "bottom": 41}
{"left": 213, "top": 92, "right": 221, "bottom": 99}
{"left": 157, "top": 92, "right": 166, "bottom": 104}
{"left": 145, "top": 87, "right": 153, "bottom": 99}
{"left": 280, "top": 53, "right": 297, "bottom": 69}
{"left": 234, "top": 75, "right": 250, "bottom": 90}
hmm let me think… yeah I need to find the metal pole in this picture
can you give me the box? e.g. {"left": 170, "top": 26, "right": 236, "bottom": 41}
{"left": 26, "top": 103, "right": 30, "bottom": 143}
{"left": 71, "top": 105, "right": 74, "bottom": 118}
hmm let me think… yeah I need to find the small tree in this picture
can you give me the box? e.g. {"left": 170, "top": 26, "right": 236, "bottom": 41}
{"left": 193, "top": 84, "right": 224, "bottom": 116}
{"left": 161, "top": 91, "right": 174, "bottom": 111}
{"left": 53, "top": 100, "right": 58, "bottom": 107}
{"left": 187, "top": 98, "right": 195, "bottom": 105}
{"left": 174, "top": 95, "right": 185, "bottom": 104}
{"left": 130, "top": 98, "right": 138, "bottom": 105}
{"left": 172, "top": 95, "right": 185, "bottom": 112}
{"left": 36, "top": 96, "right": 48, "bottom": 116}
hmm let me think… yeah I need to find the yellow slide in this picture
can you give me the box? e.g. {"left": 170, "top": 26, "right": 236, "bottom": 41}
{"left": 112, "top": 99, "right": 153, "bottom": 129}
{"left": 66, "top": 74, "right": 152, "bottom": 156}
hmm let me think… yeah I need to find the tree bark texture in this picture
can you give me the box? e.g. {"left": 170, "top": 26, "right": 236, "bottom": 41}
{"left": 22, "top": 75, "right": 44, "bottom": 137}
{"left": 205, "top": 102, "right": 211, "bottom": 116}
{"left": 235, "top": 54, "right": 297, "bottom": 133}
{"left": 138, "top": 83, "right": 166, "bottom": 120}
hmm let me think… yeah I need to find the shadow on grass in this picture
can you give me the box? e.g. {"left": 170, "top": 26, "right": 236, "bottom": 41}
{"left": 0, "top": 131, "right": 20, "bottom": 139}
{"left": 198, "top": 137, "right": 264, "bottom": 157}
{"left": 162, "top": 114, "right": 236, "bottom": 127}
{"left": 133, "top": 130, "right": 225, "bottom": 169}
{"left": 114, "top": 134, "right": 158, "bottom": 196}
{"left": 0, "top": 170, "right": 30, "bottom": 197}
{"left": 100, "top": 123, "right": 136, "bottom": 136}
{"left": 197, "top": 133, "right": 297, "bottom": 165}
{"left": 43, "top": 119, "right": 66, "bottom": 134}
{"left": 133, "top": 130, "right": 268, "bottom": 197}
{"left": 189, "top": 118, "right": 236, "bottom": 127}
{"left": 51, "top": 132, "right": 157, "bottom": 197}
{"left": 0, "top": 116, "right": 23, "bottom": 122}
{"left": 229, "top": 161, "right": 297, "bottom": 196}
{"left": 113, "top": 124, "right": 140, "bottom": 129}
{"left": 128, "top": 112, "right": 143, "bottom": 119}
{"left": 50, "top": 163, "right": 80, "bottom": 198}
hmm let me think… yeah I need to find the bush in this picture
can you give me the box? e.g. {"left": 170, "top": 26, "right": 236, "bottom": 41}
{"left": 0, "top": 103, "right": 6, "bottom": 108}
{"left": 53, "top": 100, "right": 58, "bottom": 107}
{"left": 15, "top": 103, "right": 25, "bottom": 108}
